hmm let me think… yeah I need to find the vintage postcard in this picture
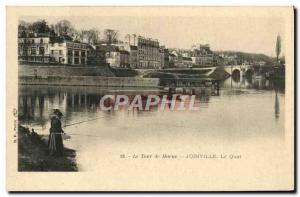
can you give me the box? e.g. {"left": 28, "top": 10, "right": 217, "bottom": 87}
{"left": 6, "top": 6, "right": 294, "bottom": 191}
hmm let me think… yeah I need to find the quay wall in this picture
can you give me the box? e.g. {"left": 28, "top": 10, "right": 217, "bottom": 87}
{"left": 19, "top": 76, "right": 161, "bottom": 88}
{"left": 19, "top": 64, "right": 115, "bottom": 77}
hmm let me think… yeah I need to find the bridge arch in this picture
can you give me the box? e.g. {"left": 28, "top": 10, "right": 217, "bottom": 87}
{"left": 245, "top": 69, "right": 254, "bottom": 79}
{"left": 232, "top": 69, "right": 241, "bottom": 82}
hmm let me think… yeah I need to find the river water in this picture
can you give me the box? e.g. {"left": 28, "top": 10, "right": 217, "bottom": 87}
{"left": 18, "top": 77, "right": 285, "bottom": 171}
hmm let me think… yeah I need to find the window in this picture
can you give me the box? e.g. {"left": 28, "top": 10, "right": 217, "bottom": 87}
{"left": 74, "top": 58, "right": 79, "bottom": 64}
{"left": 32, "top": 39, "right": 34, "bottom": 44}
{"left": 74, "top": 51, "right": 79, "bottom": 56}
{"left": 39, "top": 47, "right": 45, "bottom": 55}
{"left": 31, "top": 47, "right": 36, "bottom": 55}
{"left": 59, "top": 57, "right": 65, "bottom": 63}
{"left": 81, "top": 51, "right": 86, "bottom": 56}
{"left": 68, "top": 58, "right": 72, "bottom": 64}
{"left": 68, "top": 50, "right": 73, "bottom": 56}
{"left": 81, "top": 58, "right": 86, "bottom": 64}
{"left": 51, "top": 50, "right": 54, "bottom": 55}
{"left": 59, "top": 50, "right": 63, "bottom": 55}
{"left": 40, "top": 38, "right": 43, "bottom": 44}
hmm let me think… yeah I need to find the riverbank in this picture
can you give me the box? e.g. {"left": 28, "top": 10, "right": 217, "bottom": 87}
{"left": 19, "top": 76, "right": 161, "bottom": 88}
{"left": 19, "top": 63, "right": 115, "bottom": 77}
{"left": 18, "top": 64, "right": 229, "bottom": 87}
{"left": 19, "top": 63, "right": 229, "bottom": 79}
{"left": 18, "top": 125, "right": 78, "bottom": 171}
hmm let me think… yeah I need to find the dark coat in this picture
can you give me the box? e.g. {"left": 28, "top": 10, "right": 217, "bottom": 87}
{"left": 48, "top": 116, "right": 64, "bottom": 156}
{"left": 50, "top": 116, "right": 64, "bottom": 133}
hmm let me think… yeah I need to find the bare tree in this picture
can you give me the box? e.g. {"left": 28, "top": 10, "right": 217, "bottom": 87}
{"left": 54, "top": 20, "right": 75, "bottom": 36}
{"left": 87, "top": 28, "right": 100, "bottom": 45}
{"left": 103, "top": 29, "right": 118, "bottom": 44}
{"left": 74, "top": 30, "right": 85, "bottom": 42}
{"left": 75, "top": 28, "right": 100, "bottom": 45}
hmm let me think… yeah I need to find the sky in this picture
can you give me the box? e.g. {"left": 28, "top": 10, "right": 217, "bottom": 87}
{"left": 22, "top": 16, "right": 286, "bottom": 57}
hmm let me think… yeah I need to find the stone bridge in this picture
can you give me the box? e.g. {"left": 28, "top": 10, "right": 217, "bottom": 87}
{"left": 223, "top": 64, "right": 254, "bottom": 77}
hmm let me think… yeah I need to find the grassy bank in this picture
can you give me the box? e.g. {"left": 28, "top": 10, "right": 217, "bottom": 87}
{"left": 18, "top": 125, "right": 78, "bottom": 171}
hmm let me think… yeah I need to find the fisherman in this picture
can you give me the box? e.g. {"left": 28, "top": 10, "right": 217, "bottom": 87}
{"left": 48, "top": 109, "right": 64, "bottom": 156}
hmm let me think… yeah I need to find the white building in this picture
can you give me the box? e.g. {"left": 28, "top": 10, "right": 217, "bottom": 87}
{"left": 49, "top": 37, "right": 88, "bottom": 65}
{"left": 18, "top": 34, "right": 51, "bottom": 63}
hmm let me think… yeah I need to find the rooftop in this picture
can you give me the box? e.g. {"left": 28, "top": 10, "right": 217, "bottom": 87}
{"left": 50, "top": 35, "right": 73, "bottom": 43}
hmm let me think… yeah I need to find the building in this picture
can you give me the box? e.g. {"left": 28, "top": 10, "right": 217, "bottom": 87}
{"left": 129, "top": 45, "right": 138, "bottom": 68}
{"left": 120, "top": 50, "right": 130, "bottom": 68}
{"left": 101, "top": 45, "right": 120, "bottom": 67}
{"left": 18, "top": 33, "right": 89, "bottom": 66}
{"left": 159, "top": 46, "right": 166, "bottom": 69}
{"left": 49, "top": 36, "right": 88, "bottom": 65}
{"left": 219, "top": 53, "right": 237, "bottom": 65}
{"left": 191, "top": 44, "right": 214, "bottom": 67}
{"left": 168, "top": 53, "right": 177, "bottom": 68}
{"left": 182, "top": 57, "right": 193, "bottom": 68}
{"left": 170, "top": 50, "right": 192, "bottom": 68}
{"left": 254, "top": 61, "right": 266, "bottom": 66}
{"left": 87, "top": 45, "right": 107, "bottom": 66}
{"left": 97, "top": 45, "right": 130, "bottom": 68}
{"left": 163, "top": 48, "right": 170, "bottom": 68}
{"left": 125, "top": 35, "right": 161, "bottom": 69}
{"left": 18, "top": 33, "right": 52, "bottom": 63}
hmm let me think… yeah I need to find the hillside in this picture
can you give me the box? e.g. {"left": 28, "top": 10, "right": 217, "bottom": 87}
{"left": 215, "top": 51, "right": 275, "bottom": 65}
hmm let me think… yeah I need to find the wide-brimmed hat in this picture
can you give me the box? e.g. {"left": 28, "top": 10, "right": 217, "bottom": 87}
{"left": 53, "top": 109, "right": 63, "bottom": 117}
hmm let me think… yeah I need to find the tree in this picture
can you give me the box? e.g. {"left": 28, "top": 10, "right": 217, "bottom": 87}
{"left": 75, "top": 28, "right": 100, "bottom": 45}
{"left": 86, "top": 28, "right": 100, "bottom": 45}
{"left": 18, "top": 21, "right": 29, "bottom": 37}
{"left": 103, "top": 29, "right": 118, "bottom": 44}
{"left": 18, "top": 20, "right": 53, "bottom": 37}
{"left": 28, "top": 20, "right": 51, "bottom": 34}
{"left": 54, "top": 20, "right": 75, "bottom": 36}
{"left": 275, "top": 35, "right": 281, "bottom": 65}
{"left": 74, "top": 30, "right": 85, "bottom": 42}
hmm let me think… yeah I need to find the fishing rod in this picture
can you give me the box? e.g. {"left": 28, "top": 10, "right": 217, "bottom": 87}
{"left": 64, "top": 133, "right": 103, "bottom": 138}
{"left": 63, "top": 116, "right": 105, "bottom": 128}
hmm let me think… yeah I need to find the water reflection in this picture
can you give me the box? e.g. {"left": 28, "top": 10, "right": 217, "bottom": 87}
{"left": 275, "top": 89, "right": 280, "bottom": 119}
{"left": 18, "top": 76, "right": 286, "bottom": 170}
{"left": 222, "top": 75, "right": 285, "bottom": 93}
{"left": 18, "top": 85, "right": 217, "bottom": 127}
{"left": 18, "top": 77, "right": 285, "bottom": 143}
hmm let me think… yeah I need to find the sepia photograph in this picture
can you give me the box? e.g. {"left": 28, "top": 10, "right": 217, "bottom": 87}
{"left": 6, "top": 6, "right": 294, "bottom": 191}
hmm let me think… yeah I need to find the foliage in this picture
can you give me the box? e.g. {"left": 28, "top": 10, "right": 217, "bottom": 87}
{"left": 18, "top": 20, "right": 119, "bottom": 46}
{"left": 18, "top": 20, "right": 55, "bottom": 36}
{"left": 215, "top": 51, "right": 275, "bottom": 66}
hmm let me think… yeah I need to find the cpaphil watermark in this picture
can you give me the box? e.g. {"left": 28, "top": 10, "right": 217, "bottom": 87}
{"left": 98, "top": 94, "right": 200, "bottom": 111}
